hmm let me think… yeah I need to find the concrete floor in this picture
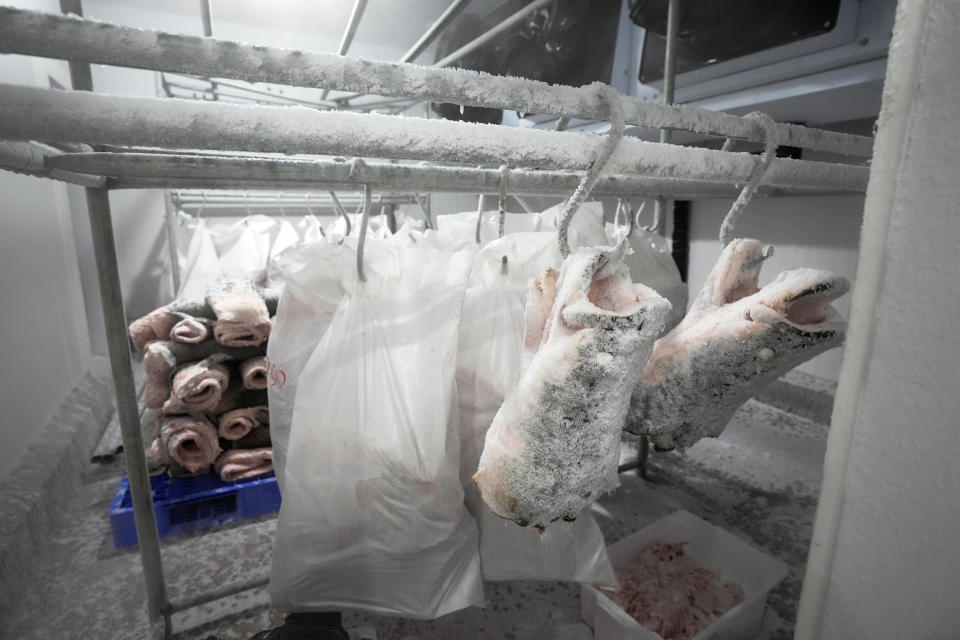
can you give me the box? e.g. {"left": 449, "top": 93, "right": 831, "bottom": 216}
{"left": 0, "top": 380, "right": 830, "bottom": 640}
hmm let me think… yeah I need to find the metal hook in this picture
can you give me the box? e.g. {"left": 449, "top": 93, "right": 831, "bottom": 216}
{"left": 348, "top": 157, "right": 365, "bottom": 182}
{"left": 414, "top": 193, "right": 433, "bottom": 230}
{"left": 304, "top": 192, "right": 314, "bottom": 217}
{"left": 198, "top": 190, "right": 207, "bottom": 217}
{"left": 328, "top": 190, "right": 351, "bottom": 237}
{"left": 634, "top": 201, "right": 653, "bottom": 232}
{"left": 356, "top": 184, "right": 372, "bottom": 283}
{"left": 277, "top": 191, "right": 286, "bottom": 218}
{"left": 474, "top": 193, "right": 486, "bottom": 245}
{"left": 243, "top": 191, "right": 250, "bottom": 216}
{"left": 719, "top": 111, "right": 779, "bottom": 246}
{"left": 558, "top": 83, "right": 626, "bottom": 259}
{"left": 513, "top": 195, "right": 534, "bottom": 214}
{"left": 614, "top": 198, "right": 626, "bottom": 228}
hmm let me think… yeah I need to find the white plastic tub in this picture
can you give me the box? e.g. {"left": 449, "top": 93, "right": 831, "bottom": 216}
{"left": 580, "top": 510, "right": 788, "bottom": 640}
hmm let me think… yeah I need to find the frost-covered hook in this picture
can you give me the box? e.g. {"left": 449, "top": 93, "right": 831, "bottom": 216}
{"left": 474, "top": 193, "right": 486, "bottom": 245}
{"left": 356, "top": 184, "right": 372, "bottom": 283}
{"left": 633, "top": 201, "right": 658, "bottom": 233}
{"left": 348, "top": 157, "right": 366, "bottom": 182}
{"left": 277, "top": 191, "right": 286, "bottom": 218}
{"left": 719, "top": 112, "right": 779, "bottom": 246}
{"left": 614, "top": 198, "right": 626, "bottom": 228}
{"left": 558, "top": 83, "right": 626, "bottom": 259}
{"left": 328, "top": 190, "right": 351, "bottom": 237}
{"left": 497, "top": 165, "right": 509, "bottom": 240}
{"left": 304, "top": 192, "right": 314, "bottom": 217}
{"left": 414, "top": 193, "right": 433, "bottom": 230}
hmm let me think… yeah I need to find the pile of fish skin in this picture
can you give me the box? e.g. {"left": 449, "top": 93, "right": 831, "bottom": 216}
{"left": 606, "top": 541, "right": 745, "bottom": 640}
{"left": 474, "top": 238, "right": 849, "bottom": 529}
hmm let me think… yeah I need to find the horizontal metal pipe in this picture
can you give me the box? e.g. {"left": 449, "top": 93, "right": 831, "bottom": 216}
{"left": 0, "top": 85, "right": 869, "bottom": 192}
{"left": 164, "top": 74, "right": 338, "bottom": 109}
{"left": 168, "top": 575, "right": 269, "bottom": 614}
{"left": 0, "top": 139, "right": 105, "bottom": 186}
{"left": 46, "top": 152, "right": 859, "bottom": 198}
{"left": 108, "top": 177, "right": 850, "bottom": 199}
{"left": 0, "top": 6, "right": 873, "bottom": 156}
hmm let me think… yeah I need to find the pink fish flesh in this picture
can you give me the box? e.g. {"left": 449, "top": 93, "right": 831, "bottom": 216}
{"left": 474, "top": 242, "right": 671, "bottom": 528}
{"left": 626, "top": 238, "right": 849, "bottom": 450}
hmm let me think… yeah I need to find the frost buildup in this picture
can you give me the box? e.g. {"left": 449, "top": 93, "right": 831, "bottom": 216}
{"left": 626, "top": 238, "right": 850, "bottom": 450}
{"left": 474, "top": 241, "right": 671, "bottom": 529}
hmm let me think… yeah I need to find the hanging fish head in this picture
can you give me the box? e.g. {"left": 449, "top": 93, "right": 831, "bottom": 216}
{"left": 626, "top": 238, "right": 849, "bottom": 450}
{"left": 474, "top": 240, "right": 671, "bottom": 528}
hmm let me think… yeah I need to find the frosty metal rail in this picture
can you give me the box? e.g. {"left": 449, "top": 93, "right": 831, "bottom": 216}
{"left": 0, "top": 6, "right": 873, "bottom": 157}
{"left": 41, "top": 152, "right": 861, "bottom": 199}
{"left": 0, "top": 85, "right": 870, "bottom": 193}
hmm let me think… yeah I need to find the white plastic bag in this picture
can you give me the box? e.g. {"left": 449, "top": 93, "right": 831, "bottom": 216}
{"left": 266, "top": 240, "right": 348, "bottom": 494}
{"left": 457, "top": 233, "right": 617, "bottom": 585}
{"left": 296, "top": 213, "right": 326, "bottom": 244}
{"left": 177, "top": 218, "right": 225, "bottom": 300}
{"left": 157, "top": 211, "right": 197, "bottom": 304}
{"left": 437, "top": 208, "right": 545, "bottom": 246}
{"left": 213, "top": 215, "right": 277, "bottom": 285}
{"left": 540, "top": 201, "right": 608, "bottom": 248}
{"left": 270, "top": 239, "right": 483, "bottom": 618}
{"left": 606, "top": 222, "right": 687, "bottom": 330}
{"left": 265, "top": 218, "right": 300, "bottom": 289}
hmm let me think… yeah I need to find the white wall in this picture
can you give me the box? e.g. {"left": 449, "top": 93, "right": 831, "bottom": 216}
{"left": 799, "top": 0, "right": 960, "bottom": 637}
{"left": 0, "top": 1, "right": 92, "bottom": 478}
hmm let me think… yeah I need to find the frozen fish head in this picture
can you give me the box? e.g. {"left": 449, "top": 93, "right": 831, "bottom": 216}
{"left": 474, "top": 241, "right": 671, "bottom": 528}
{"left": 626, "top": 238, "right": 849, "bottom": 450}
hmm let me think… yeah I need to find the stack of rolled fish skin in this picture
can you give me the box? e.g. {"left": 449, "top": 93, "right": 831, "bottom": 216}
{"left": 131, "top": 280, "right": 277, "bottom": 482}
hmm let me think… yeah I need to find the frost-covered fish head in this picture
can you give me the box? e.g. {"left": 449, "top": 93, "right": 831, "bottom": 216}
{"left": 626, "top": 238, "right": 849, "bottom": 451}
{"left": 474, "top": 241, "right": 671, "bottom": 528}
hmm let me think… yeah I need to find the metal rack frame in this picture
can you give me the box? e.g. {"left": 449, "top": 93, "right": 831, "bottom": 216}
{"left": 0, "top": 3, "right": 874, "bottom": 636}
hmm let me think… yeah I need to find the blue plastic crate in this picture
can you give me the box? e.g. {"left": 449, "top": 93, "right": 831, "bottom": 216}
{"left": 109, "top": 470, "right": 281, "bottom": 547}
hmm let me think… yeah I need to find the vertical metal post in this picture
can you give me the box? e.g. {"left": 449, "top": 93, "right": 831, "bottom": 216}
{"left": 199, "top": 0, "right": 213, "bottom": 36}
{"left": 639, "top": 0, "right": 680, "bottom": 479}
{"left": 85, "top": 188, "right": 169, "bottom": 626}
{"left": 163, "top": 190, "right": 181, "bottom": 296}
{"left": 59, "top": 0, "right": 169, "bottom": 630}
{"left": 198, "top": 0, "right": 218, "bottom": 100}
{"left": 652, "top": 0, "right": 679, "bottom": 235}
{"left": 58, "top": 0, "right": 93, "bottom": 91}
{"left": 320, "top": 0, "right": 369, "bottom": 100}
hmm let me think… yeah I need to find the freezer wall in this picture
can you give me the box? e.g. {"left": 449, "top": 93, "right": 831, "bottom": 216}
{"left": 807, "top": 0, "right": 960, "bottom": 636}
{"left": 0, "top": 0, "right": 91, "bottom": 478}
